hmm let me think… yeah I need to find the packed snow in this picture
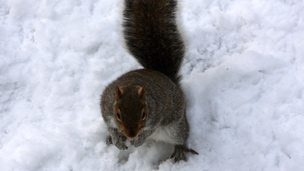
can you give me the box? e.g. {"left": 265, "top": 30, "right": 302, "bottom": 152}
{"left": 1, "top": 0, "right": 304, "bottom": 170}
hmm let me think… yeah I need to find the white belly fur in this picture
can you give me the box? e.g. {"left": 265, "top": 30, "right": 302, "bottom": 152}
{"left": 148, "top": 125, "right": 177, "bottom": 144}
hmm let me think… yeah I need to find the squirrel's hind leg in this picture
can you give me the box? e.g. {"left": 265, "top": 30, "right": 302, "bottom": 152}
{"left": 169, "top": 114, "right": 199, "bottom": 162}
{"left": 171, "top": 145, "right": 199, "bottom": 162}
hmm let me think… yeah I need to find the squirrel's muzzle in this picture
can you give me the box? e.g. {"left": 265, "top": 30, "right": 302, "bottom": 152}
{"left": 124, "top": 129, "right": 140, "bottom": 138}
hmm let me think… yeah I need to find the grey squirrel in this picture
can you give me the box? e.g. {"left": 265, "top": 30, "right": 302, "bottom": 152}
{"left": 101, "top": 0, "right": 198, "bottom": 162}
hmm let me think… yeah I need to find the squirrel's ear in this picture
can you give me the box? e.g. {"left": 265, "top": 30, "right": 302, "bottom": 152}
{"left": 138, "top": 86, "right": 146, "bottom": 100}
{"left": 115, "top": 86, "right": 123, "bottom": 101}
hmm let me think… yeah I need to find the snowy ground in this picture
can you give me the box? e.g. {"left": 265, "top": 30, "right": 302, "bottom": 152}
{"left": 1, "top": 0, "right": 304, "bottom": 170}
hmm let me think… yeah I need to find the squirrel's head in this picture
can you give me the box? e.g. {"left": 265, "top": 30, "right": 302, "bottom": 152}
{"left": 114, "top": 85, "right": 148, "bottom": 139}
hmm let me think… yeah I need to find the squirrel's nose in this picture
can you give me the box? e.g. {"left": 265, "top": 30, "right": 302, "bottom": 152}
{"left": 125, "top": 129, "right": 138, "bottom": 138}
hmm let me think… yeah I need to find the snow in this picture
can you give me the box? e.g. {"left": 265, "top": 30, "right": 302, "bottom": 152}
{"left": 1, "top": 0, "right": 304, "bottom": 170}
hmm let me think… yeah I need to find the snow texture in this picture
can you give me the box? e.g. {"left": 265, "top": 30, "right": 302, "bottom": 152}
{"left": 1, "top": 0, "right": 304, "bottom": 170}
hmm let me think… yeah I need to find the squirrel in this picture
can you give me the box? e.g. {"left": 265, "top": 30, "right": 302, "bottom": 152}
{"left": 101, "top": 0, "right": 198, "bottom": 162}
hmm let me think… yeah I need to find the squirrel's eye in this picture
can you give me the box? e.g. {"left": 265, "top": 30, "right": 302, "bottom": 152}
{"left": 141, "top": 112, "right": 146, "bottom": 120}
{"left": 116, "top": 112, "right": 121, "bottom": 120}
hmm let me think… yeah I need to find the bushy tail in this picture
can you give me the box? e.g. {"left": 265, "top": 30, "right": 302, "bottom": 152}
{"left": 123, "top": 0, "right": 184, "bottom": 83}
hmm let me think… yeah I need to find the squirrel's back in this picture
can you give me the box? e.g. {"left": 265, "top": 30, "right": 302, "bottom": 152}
{"left": 123, "top": 0, "right": 184, "bottom": 83}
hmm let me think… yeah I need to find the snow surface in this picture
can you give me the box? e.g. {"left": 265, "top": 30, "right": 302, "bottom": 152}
{"left": 1, "top": 0, "right": 304, "bottom": 170}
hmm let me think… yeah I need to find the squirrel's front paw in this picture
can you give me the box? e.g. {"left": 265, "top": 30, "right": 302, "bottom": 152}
{"left": 130, "top": 136, "right": 145, "bottom": 147}
{"left": 106, "top": 134, "right": 128, "bottom": 150}
{"left": 106, "top": 135, "right": 113, "bottom": 145}
{"left": 115, "top": 141, "right": 128, "bottom": 150}
{"left": 116, "top": 134, "right": 128, "bottom": 150}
